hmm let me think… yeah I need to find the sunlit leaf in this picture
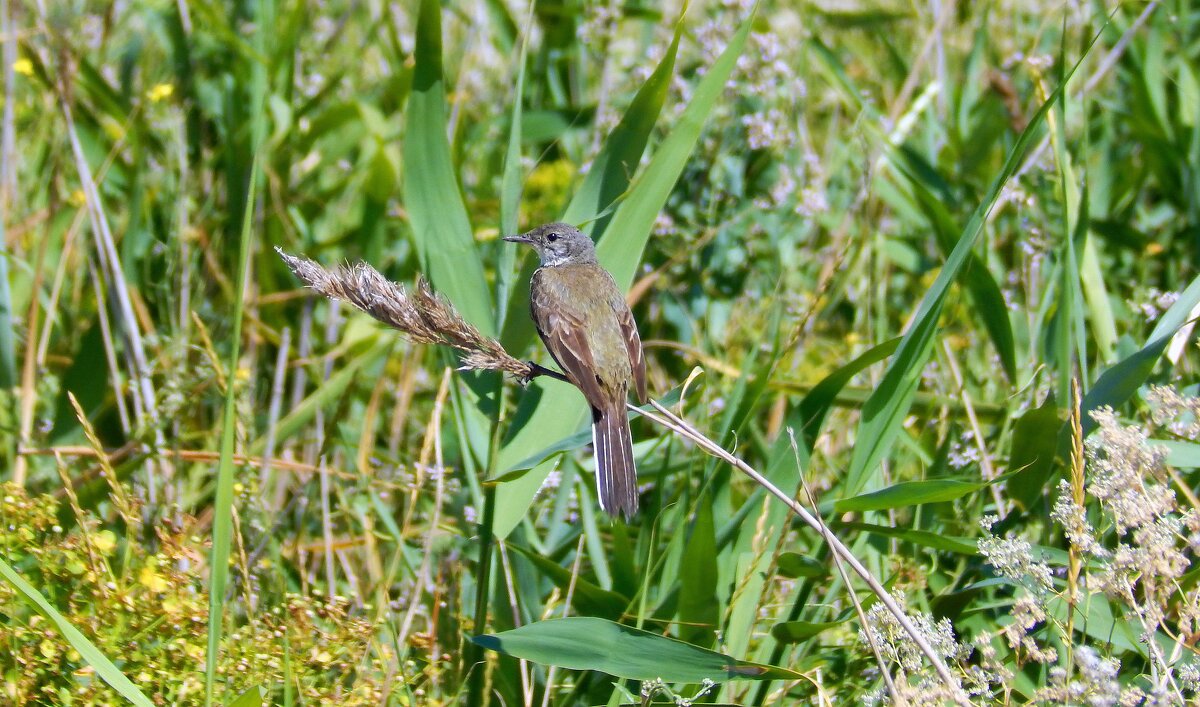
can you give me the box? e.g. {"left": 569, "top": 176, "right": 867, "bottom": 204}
{"left": 403, "top": 0, "right": 494, "bottom": 334}
{"left": 472, "top": 617, "right": 801, "bottom": 682}
{"left": 836, "top": 478, "right": 987, "bottom": 512}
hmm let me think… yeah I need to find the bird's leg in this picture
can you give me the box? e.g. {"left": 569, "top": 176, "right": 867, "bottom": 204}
{"left": 522, "top": 361, "right": 571, "bottom": 386}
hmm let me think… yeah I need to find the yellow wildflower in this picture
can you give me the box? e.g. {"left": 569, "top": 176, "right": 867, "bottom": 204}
{"left": 147, "top": 82, "right": 174, "bottom": 102}
{"left": 140, "top": 564, "right": 169, "bottom": 593}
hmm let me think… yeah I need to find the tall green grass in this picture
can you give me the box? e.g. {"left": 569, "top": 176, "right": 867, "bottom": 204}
{"left": 3, "top": 1, "right": 1200, "bottom": 705}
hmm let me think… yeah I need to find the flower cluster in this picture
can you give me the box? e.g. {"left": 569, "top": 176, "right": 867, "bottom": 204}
{"left": 977, "top": 515, "right": 1055, "bottom": 593}
{"left": 984, "top": 390, "right": 1200, "bottom": 703}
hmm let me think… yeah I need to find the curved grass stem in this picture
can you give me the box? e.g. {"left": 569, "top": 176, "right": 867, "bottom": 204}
{"left": 632, "top": 398, "right": 967, "bottom": 702}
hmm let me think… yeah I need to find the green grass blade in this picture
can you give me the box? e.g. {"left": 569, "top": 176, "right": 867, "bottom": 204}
{"left": 1156, "top": 439, "right": 1200, "bottom": 468}
{"left": 837, "top": 523, "right": 979, "bottom": 555}
{"left": 1145, "top": 271, "right": 1200, "bottom": 342}
{"left": 1080, "top": 235, "right": 1117, "bottom": 361}
{"left": 207, "top": 6, "right": 267, "bottom": 698}
{"left": 776, "top": 552, "right": 828, "bottom": 579}
{"left": 898, "top": 164, "right": 1017, "bottom": 382}
{"left": 490, "top": 10, "right": 756, "bottom": 539}
{"left": 835, "top": 478, "right": 988, "bottom": 513}
{"left": 595, "top": 10, "right": 755, "bottom": 288}
{"left": 560, "top": 16, "right": 682, "bottom": 235}
{"left": 1047, "top": 51, "right": 1088, "bottom": 402}
{"left": 494, "top": 1, "right": 533, "bottom": 334}
{"left": 508, "top": 544, "right": 628, "bottom": 619}
{"left": 500, "top": 14, "right": 683, "bottom": 349}
{"left": 227, "top": 686, "right": 265, "bottom": 707}
{"left": 1050, "top": 188, "right": 1084, "bottom": 404}
{"left": 471, "top": 617, "right": 801, "bottom": 683}
{"left": 842, "top": 51, "right": 1087, "bottom": 497}
{"left": 403, "top": 0, "right": 494, "bottom": 335}
{"left": 206, "top": 166, "right": 256, "bottom": 705}
{"left": 771, "top": 619, "right": 848, "bottom": 643}
{"left": 677, "top": 500, "right": 719, "bottom": 647}
{"left": 1078, "top": 272, "right": 1200, "bottom": 436}
{"left": 0, "top": 557, "right": 155, "bottom": 707}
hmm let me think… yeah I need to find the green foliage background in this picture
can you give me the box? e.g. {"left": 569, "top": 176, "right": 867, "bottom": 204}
{"left": 2, "top": 0, "right": 1199, "bottom": 704}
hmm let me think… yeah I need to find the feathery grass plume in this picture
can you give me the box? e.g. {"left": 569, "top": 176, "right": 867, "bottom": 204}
{"left": 275, "top": 248, "right": 533, "bottom": 380}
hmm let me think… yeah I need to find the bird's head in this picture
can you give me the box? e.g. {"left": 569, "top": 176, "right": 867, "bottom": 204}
{"left": 503, "top": 222, "right": 597, "bottom": 267}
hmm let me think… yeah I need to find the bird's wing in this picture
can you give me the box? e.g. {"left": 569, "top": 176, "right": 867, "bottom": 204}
{"left": 616, "top": 305, "right": 647, "bottom": 404}
{"left": 534, "top": 304, "right": 612, "bottom": 411}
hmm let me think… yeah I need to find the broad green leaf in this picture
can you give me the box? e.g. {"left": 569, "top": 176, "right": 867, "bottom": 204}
{"left": 50, "top": 323, "right": 110, "bottom": 443}
{"left": 835, "top": 478, "right": 987, "bottom": 513}
{"left": 1076, "top": 271, "right": 1200, "bottom": 438}
{"left": 472, "top": 617, "right": 801, "bottom": 683}
{"left": 0, "top": 558, "right": 155, "bottom": 707}
{"left": 403, "top": 0, "right": 493, "bottom": 335}
{"left": 1157, "top": 439, "right": 1200, "bottom": 468}
{"left": 499, "top": 419, "right": 601, "bottom": 477}
{"left": 840, "top": 522, "right": 979, "bottom": 555}
{"left": 1045, "top": 594, "right": 1146, "bottom": 657}
{"left": 363, "top": 141, "right": 399, "bottom": 202}
{"left": 227, "top": 687, "right": 265, "bottom": 707}
{"left": 776, "top": 553, "right": 827, "bottom": 580}
{"left": 496, "top": 392, "right": 682, "bottom": 478}
{"left": 770, "top": 620, "right": 847, "bottom": 643}
{"left": 843, "top": 50, "right": 1087, "bottom": 497}
{"left": 492, "top": 12, "right": 755, "bottom": 538}
{"left": 677, "top": 501, "right": 719, "bottom": 648}
{"left": 561, "top": 21, "right": 682, "bottom": 236}
{"left": 1006, "top": 395, "right": 1061, "bottom": 510}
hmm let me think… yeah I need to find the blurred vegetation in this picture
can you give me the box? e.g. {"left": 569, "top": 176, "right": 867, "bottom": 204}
{"left": 2, "top": 0, "right": 1200, "bottom": 704}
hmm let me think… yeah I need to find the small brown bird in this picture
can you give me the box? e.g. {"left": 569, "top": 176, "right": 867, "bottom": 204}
{"left": 504, "top": 223, "right": 647, "bottom": 519}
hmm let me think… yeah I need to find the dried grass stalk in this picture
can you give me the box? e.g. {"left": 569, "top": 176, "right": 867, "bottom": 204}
{"left": 276, "top": 248, "right": 534, "bottom": 380}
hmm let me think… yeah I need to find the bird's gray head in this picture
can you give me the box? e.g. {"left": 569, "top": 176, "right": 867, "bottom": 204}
{"left": 503, "top": 222, "right": 597, "bottom": 267}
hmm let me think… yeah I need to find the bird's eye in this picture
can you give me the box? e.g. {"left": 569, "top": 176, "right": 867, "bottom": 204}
{"left": 547, "top": 233, "right": 559, "bottom": 242}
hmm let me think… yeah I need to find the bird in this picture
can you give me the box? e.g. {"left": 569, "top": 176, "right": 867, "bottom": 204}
{"left": 504, "top": 222, "right": 647, "bottom": 519}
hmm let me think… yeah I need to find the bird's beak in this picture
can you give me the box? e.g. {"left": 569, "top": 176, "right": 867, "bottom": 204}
{"left": 502, "top": 235, "right": 532, "bottom": 244}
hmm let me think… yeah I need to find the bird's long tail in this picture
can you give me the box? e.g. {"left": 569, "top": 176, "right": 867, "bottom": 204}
{"left": 592, "top": 403, "right": 638, "bottom": 519}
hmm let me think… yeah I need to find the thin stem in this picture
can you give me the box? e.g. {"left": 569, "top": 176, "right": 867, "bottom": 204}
{"left": 793, "top": 431, "right": 897, "bottom": 702}
{"left": 466, "top": 368, "right": 509, "bottom": 707}
{"left": 633, "top": 398, "right": 965, "bottom": 701}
